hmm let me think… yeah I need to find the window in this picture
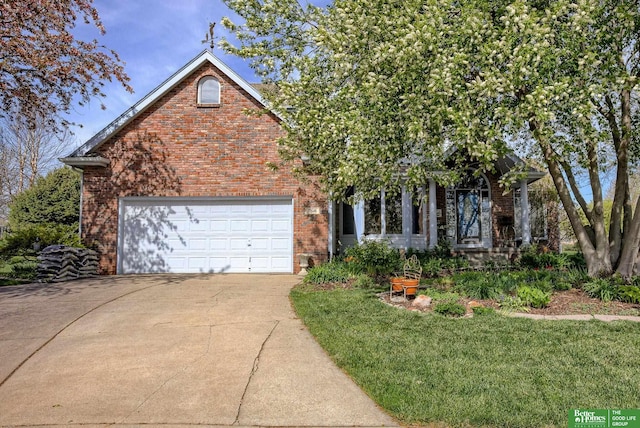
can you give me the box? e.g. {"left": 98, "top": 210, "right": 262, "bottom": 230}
{"left": 341, "top": 187, "right": 425, "bottom": 236}
{"left": 197, "top": 76, "right": 220, "bottom": 105}
{"left": 342, "top": 187, "right": 356, "bottom": 235}
{"left": 514, "top": 188, "right": 547, "bottom": 240}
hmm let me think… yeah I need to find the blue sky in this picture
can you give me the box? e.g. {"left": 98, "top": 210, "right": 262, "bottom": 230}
{"left": 64, "top": 0, "right": 257, "bottom": 150}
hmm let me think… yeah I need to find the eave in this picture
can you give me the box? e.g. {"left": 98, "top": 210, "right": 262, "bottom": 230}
{"left": 59, "top": 156, "right": 109, "bottom": 168}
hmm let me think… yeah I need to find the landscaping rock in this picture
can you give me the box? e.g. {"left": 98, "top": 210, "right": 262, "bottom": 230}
{"left": 411, "top": 295, "right": 432, "bottom": 309}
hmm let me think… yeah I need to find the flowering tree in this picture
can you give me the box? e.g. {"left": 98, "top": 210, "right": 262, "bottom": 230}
{"left": 0, "top": 0, "right": 132, "bottom": 129}
{"left": 222, "top": 0, "right": 640, "bottom": 278}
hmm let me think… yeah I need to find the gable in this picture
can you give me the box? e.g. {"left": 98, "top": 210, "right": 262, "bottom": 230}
{"left": 62, "top": 50, "right": 275, "bottom": 162}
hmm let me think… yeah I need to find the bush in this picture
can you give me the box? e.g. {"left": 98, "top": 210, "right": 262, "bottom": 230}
{"left": 8, "top": 168, "right": 80, "bottom": 229}
{"left": 498, "top": 295, "right": 529, "bottom": 312}
{"left": 582, "top": 278, "right": 619, "bottom": 302}
{"left": 304, "top": 261, "right": 352, "bottom": 285}
{"left": 434, "top": 302, "right": 466, "bottom": 317}
{"left": 6, "top": 257, "right": 38, "bottom": 279}
{"left": 518, "top": 244, "right": 582, "bottom": 269}
{"left": 344, "top": 240, "right": 401, "bottom": 275}
{"left": 0, "top": 224, "right": 81, "bottom": 257}
{"left": 517, "top": 286, "right": 551, "bottom": 308}
{"left": 422, "top": 258, "right": 442, "bottom": 278}
{"left": 453, "top": 271, "right": 503, "bottom": 300}
{"left": 618, "top": 286, "right": 640, "bottom": 304}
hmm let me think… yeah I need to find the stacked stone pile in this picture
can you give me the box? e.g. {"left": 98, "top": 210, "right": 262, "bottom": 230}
{"left": 37, "top": 245, "right": 99, "bottom": 282}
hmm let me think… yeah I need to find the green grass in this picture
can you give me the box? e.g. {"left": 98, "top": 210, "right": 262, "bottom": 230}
{"left": 291, "top": 287, "right": 640, "bottom": 428}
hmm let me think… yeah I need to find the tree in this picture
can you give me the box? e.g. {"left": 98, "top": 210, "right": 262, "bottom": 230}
{"left": 0, "top": 0, "right": 132, "bottom": 129}
{"left": 221, "top": 0, "right": 640, "bottom": 279}
{"left": 0, "top": 114, "right": 71, "bottom": 219}
{"left": 8, "top": 167, "right": 80, "bottom": 230}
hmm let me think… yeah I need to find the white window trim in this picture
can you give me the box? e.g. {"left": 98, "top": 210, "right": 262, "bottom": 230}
{"left": 339, "top": 186, "right": 427, "bottom": 250}
{"left": 197, "top": 76, "right": 221, "bottom": 106}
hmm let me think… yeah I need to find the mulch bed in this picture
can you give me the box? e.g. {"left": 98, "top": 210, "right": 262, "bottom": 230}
{"left": 304, "top": 281, "right": 640, "bottom": 317}
{"left": 381, "top": 287, "right": 640, "bottom": 317}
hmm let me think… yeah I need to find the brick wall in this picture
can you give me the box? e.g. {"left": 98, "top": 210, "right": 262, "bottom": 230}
{"left": 80, "top": 62, "right": 328, "bottom": 274}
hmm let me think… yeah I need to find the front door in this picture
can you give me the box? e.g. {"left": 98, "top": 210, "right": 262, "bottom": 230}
{"left": 445, "top": 171, "right": 492, "bottom": 248}
{"left": 457, "top": 190, "right": 481, "bottom": 244}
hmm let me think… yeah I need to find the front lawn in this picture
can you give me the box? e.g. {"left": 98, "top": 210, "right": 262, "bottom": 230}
{"left": 291, "top": 287, "right": 640, "bottom": 428}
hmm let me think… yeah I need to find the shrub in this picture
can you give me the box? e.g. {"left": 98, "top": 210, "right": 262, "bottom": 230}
{"left": 344, "top": 240, "right": 401, "bottom": 275}
{"left": 517, "top": 286, "right": 551, "bottom": 308}
{"left": 8, "top": 167, "right": 80, "bottom": 229}
{"left": 434, "top": 302, "right": 466, "bottom": 317}
{"left": 530, "top": 279, "right": 553, "bottom": 293}
{"left": 304, "top": 261, "right": 351, "bottom": 285}
{"left": 518, "top": 244, "right": 579, "bottom": 269}
{"left": 422, "top": 258, "right": 442, "bottom": 278}
{"left": 453, "top": 271, "right": 503, "bottom": 299}
{"left": 498, "top": 295, "right": 529, "bottom": 312}
{"left": 582, "top": 278, "right": 619, "bottom": 302}
{"left": 6, "top": 257, "right": 38, "bottom": 279}
{"left": 554, "top": 280, "right": 573, "bottom": 291}
{"left": 0, "top": 224, "right": 81, "bottom": 257}
{"left": 564, "top": 267, "right": 590, "bottom": 287}
{"left": 618, "top": 286, "right": 640, "bottom": 304}
{"left": 353, "top": 274, "right": 377, "bottom": 289}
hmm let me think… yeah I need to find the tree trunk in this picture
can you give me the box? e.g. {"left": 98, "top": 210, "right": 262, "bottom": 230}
{"left": 616, "top": 196, "right": 640, "bottom": 280}
{"left": 534, "top": 125, "right": 612, "bottom": 277}
{"left": 614, "top": 86, "right": 637, "bottom": 280}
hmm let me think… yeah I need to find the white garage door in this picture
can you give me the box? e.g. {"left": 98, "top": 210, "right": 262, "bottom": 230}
{"left": 118, "top": 198, "right": 293, "bottom": 274}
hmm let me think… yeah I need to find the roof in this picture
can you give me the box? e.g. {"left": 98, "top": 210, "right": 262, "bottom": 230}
{"left": 443, "top": 145, "right": 545, "bottom": 184}
{"left": 63, "top": 50, "right": 270, "bottom": 160}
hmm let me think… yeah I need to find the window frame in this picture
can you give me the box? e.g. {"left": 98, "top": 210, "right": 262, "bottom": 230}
{"left": 197, "top": 76, "right": 221, "bottom": 107}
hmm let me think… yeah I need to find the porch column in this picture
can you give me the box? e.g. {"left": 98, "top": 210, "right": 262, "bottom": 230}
{"left": 402, "top": 186, "right": 412, "bottom": 249}
{"left": 354, "top": 199, "right": 365, "bottom": 243}
{"left": 429, "top": 178, "right": 438, "bottom": 249}
{"left": 328, "top": 198, "right": 335, "bottom": 260}
{"left": 520, "top": 179, "right": 531, "bottom": 245}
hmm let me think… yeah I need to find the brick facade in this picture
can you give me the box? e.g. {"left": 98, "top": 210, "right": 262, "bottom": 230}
{"left": 79, "top": 61, "right": 328, "bottom": 274}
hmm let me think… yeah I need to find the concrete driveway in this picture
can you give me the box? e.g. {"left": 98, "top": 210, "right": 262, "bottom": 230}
{"left": 0, "top": 274, "right": 397, "bottom": 427}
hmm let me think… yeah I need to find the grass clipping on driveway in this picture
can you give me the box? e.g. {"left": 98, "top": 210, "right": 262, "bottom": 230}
{"left": 290, "top": 287, "right": 640, "bottom": 428}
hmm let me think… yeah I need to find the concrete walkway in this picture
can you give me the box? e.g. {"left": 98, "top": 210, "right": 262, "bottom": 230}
{"left": 0, "top": 275, "right": 398, "bottom": 427}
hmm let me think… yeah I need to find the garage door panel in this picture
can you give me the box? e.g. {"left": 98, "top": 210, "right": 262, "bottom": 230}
{"left": 188, "top": 238, "right": 207, "bottom": 251}
{"left": 271, "top": 257, "right": 291, "bottom": 269}
{"left": 120, "top": 199, "right": 293, "bottom": 274}
{"left": 188, "top": 220, "right": 208, "bottom": 232}
{"left": 167, "top": 238, "right": 186, "bottom": 251}
{"left": 210, "top": 239, "right": 228, "bottom": 251}
{"left": 166, "top": 257, "right": 187, "bottom": 270}
{"left": 272, "top": 238, "right": 291, "bottom": 251}
{"left": 230, "top": 238, "right": 249, "bottom": 251}
{"left": 251, "top": 220, "right": 269, "bottom": 232}
{"left": 210, "top": 220, "right": 228, "bottom": 232}
{"left": 230, "top": 220, "right": 250, "bottom": 232}
{"left": 250, "top": 238, "right": 269, "bottom": 251}
{"left": 271, "top": 219, "right": 290, "bottom": 232}
{"left": 187, "top": 257, "right": 207, "bottom": 270}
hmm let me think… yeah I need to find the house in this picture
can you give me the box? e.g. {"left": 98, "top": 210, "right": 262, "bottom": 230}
{"left": 62, "top": 50, "right": 553, "bottom": 275}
